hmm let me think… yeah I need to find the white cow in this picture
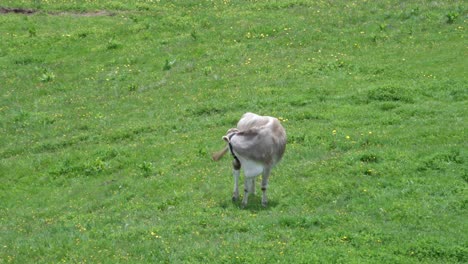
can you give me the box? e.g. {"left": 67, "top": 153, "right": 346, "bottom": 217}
{"left": 212, "top": 112, "right": 286, "bottom": 207}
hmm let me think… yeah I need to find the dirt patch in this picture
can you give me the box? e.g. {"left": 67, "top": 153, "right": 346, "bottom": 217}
{"left": 55, "top": 10, "right": 115, "bottom": 17}
{"left": 0, "top": 7, "right": 36, "bottom": 15}
{"left": 0, "top": 7, "right": 114, "bottom": 16}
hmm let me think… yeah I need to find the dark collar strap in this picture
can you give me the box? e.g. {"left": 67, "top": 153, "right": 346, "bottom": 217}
{"left": 228, "top": 133, "right": 240, "bottom": 163}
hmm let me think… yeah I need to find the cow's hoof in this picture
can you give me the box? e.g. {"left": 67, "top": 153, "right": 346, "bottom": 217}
{"left": 232, "top": 196, "right": 238, "bottom": 202}
{"left": 241, "top": 201, "right": 248, "bottom": 209}
{"left": 262, "top": 201, "right": 268, "bottom": 207}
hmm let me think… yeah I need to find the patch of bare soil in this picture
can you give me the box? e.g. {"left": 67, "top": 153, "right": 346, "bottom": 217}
{"left": 56, "top": 10, "right": 115, "bottom": 17}
{"left": 0, "top": 7, "right": 114, "bottom": 16}
{"left": 0, "top": 7, "right": 36, "bottom": 15}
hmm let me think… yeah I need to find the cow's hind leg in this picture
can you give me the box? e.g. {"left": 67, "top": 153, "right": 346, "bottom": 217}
{"left": 261, "top": 167, "right": 271, "bottom": 207}
{"left": 232, "top": 158, "right": 241, "bottom": 202}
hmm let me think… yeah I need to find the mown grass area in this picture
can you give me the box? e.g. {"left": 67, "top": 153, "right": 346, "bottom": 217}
{"left": 0, "top": 0, "right": 466, "bottom": 263}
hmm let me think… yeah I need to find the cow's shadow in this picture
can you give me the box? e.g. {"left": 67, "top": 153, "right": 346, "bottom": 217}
{"left": 219, "top": 195, "right": 279, "bottom": 211}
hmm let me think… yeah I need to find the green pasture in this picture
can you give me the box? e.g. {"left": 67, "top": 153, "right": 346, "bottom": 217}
{"left": 0, "top": 0, "right": 466, "bottom": 263}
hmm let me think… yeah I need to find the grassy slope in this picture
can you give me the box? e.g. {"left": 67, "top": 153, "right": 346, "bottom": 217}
{"left": 0, "top": 0, "right": 466, "bottom": 263}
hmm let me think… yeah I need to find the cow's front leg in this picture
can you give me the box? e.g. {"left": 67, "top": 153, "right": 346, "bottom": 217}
{"left": 261, "top": 167, "right": 271, "bottom": 207}
{"left": 232, "top": 158, "right": 241, "bottom": 202}
{"left": 250, "top": 177, "right": 256, "bottom": 194}
{"left": 242, "top": 177, "right": 251, "bottom": 208}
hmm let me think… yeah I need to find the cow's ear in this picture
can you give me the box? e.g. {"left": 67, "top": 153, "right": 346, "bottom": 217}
{"left": 223, "top": 128, "right": 238, "bottom": 142}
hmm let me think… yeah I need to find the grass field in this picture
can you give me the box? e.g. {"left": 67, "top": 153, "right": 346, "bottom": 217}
{"left": 0, "top": 0, "right": 466, "bottom": 263}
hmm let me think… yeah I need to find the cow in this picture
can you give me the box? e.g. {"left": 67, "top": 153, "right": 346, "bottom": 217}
{"left": 212, "top": 112, "right": 286, "bottom": 207}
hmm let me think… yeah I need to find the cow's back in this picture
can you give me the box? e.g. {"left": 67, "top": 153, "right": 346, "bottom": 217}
{"left": 237, "top": 112, "right": 271, "bottom": 131}
{"left": 233, "top": 113, "right": 286, "bottom": 165}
